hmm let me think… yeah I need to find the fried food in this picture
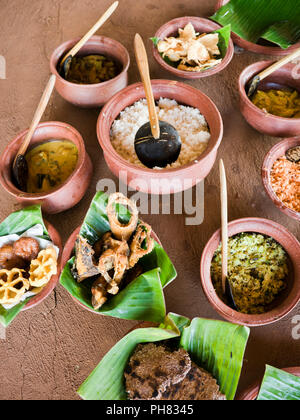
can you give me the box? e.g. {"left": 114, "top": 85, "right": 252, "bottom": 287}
{"left": 0, "top": 245, "right": 26, "bottom": 270}
{"left": 91, "top": 276, "right": 108, "bottom": 310}
{"left": 29, "top": 247, "right": 57, "bottom": 288}
{"left": 107, "top": 193, "right": 138, "bottom": 241}
{"left": 13, "top": 237, "right": 40, "bottom": 261}
{"left": 0, "top": 268, "right": 30, "bottom": 305}
{"left": 129, "top": 222, "right": 155, "bottom": 268}
{"left": 74, "top": 236, "right": 101, "bottom": 282}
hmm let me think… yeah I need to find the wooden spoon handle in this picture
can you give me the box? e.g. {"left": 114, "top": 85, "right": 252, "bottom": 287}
{"left": 220, "top": 159, "right": 228, "bottom": 294}
{"left": 134, "top": 33, "right": 160, "bottom": 139}
{"left": 60, "top": 1, "right": 119, "bottom": 67}
{"left": 14, "top": 74, "right": 56, "bottom": 161}
{"left": 257, "top": 46, "right": 300, "bottom": 82}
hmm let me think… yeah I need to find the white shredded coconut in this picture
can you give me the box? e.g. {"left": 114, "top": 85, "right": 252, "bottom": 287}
{"left": 110, "top": 98, "right": 211, "bottom": 168}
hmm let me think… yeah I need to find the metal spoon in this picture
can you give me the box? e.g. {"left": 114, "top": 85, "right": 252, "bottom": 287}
{"left": 58, "top": 1, "right": 119, "bottom": 79}
{"left": 12, "top": 74, "right": 56, "bottom": 192}
{"left": 247, "top": 46, "right": 300, "bottom": 98}
{"left": 134, "top": 34, "right": 181, "bottom": 169}
{"left": 219, "top": 159, "right": 237, "bottom": 311}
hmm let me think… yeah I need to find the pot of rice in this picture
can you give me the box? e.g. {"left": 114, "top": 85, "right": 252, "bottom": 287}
{"left": 97, "top": 80, "right": 223, "bottom": 194}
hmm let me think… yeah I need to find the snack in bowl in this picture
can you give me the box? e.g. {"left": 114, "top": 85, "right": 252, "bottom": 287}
{"left": 60, "top": 191, "right": 177, "bottom": 321}
{"left": 77, "top": 313, "right": 250, "bottom": 400}
{"left": 0, "top": 205, "right": 60, "bottom": 327}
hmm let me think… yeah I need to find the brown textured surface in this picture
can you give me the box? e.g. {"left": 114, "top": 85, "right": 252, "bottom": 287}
{"left": 0, "top": 0, "right": 299, "bottom": 401}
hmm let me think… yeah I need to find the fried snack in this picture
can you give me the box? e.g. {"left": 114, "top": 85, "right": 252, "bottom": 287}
{"left": 29, "top": 247, "right": 57, "bottom": 288}
{"left": 0, "top": 268, "right": 30, "bottom": 305}
{"left": 91, "top": 276, "right": 108, "bottom": 310}
{"left": 107, "top": 193, "right": 138, "bottom": 241}
{"left": 13, "top": 237, "right": 40, "bottom": 261}
{"left": 74, "top": 236, "right": 101, "bottom": 282}
{"left": 129, "top": 222, "right": 155, "bottom": 269}
{"left": 0, "top": 245, "right": 26, "bottom": 270}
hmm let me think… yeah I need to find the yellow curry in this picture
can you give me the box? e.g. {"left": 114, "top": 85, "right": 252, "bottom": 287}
{"left": 252, "top": 89, "right": 300, "bottom": 118}
{"left": 25, "top": 140, "right": 78, "bottom": 194}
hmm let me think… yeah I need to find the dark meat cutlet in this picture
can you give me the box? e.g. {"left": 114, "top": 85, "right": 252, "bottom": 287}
{"left": 124, "top": 343, "right": 191, "bottom": 400}
{"left": 160, "top": 362, "right": 226, "bottom": 400}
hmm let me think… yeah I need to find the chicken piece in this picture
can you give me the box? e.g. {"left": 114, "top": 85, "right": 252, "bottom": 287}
{"left": 91, "top": 276, "right": 108, "bottom": 310}
{"left": 129, "top": 222, "right": 154, "bottom": 269}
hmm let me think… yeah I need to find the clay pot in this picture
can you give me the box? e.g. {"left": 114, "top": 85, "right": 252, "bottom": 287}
{"left": 262, "top": 137, "right": 300, "bottom": 222}
{"left": 23, "top": 220, "right": 62, "bottom": 311}
{"left": 97, "top": 80, "right": 223, "bottom": 195}
{"left": 239, "top": 61, "right": 300, "bottom": 137}
{"left": 237, "top": 367, "right": 300, "bottom": 400}
{"left": 152, "top": 17, "right": 234, "bottom": 79}
{"left": 200, "top": 217, "right": 300, "bottom": 327}
{"left": 215, "top": 0, "right": 300, "bottom": 56}
{"left": 61, "top": 226, "right": 162, "bottom": 314}
{"left": 50, "top": 36, "right": 130, "bottom": 108}
{"left": 0, "top": 122, "right": 93, "bottom": 214}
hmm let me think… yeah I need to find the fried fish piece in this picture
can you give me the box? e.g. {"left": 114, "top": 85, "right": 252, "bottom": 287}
{"left": 74, "top": 236, "right": 101, "bottom": 282}
{"left": 91, "top": 276, "right": 108, "bottom": 310}
{"left": 128, "top": 222, "right": 154, "bottom": 269}
{"left": 107, "top": 193, "right": 138, "bottom": 241}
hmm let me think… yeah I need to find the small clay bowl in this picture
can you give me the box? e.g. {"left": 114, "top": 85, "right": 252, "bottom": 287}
{"left": 200, "top": 217, "right": 300, "bottom": 327}
{"left": 152, "top": 17, "right": 234, "bottom": 79}
{"left": 97, "top": 80, "right": 223, "bottom": 195}
{"left": 0, "top": 121, "right": 93, "bottom": 214}
{"left": 61, "top": 226, "right": 162, "bottom": 314}
{"left": 239, "top": 61, "right": 300, "bottom": 137}
{"left": 23, "top": 220, "right": 62, "bottom": 311}
{"left": 237, "top": 367, "right": 300, "bottom": 400}
{"left": 50, "top": 36, "right": 130, "bottom": 108}
{"left": 215, "top": 0, "right": 300, "bottom": 56}
{"left": 262, "top": 137, "right": 300, "bottom": 222}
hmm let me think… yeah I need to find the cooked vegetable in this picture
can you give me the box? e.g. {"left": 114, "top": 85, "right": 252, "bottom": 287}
{"left": 252, "top": 89, "right": 300, "bottom": 118}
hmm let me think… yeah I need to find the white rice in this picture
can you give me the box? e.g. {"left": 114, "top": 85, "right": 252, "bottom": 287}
{"left": 110, "top": 98, "right": 211, "bottom": 169}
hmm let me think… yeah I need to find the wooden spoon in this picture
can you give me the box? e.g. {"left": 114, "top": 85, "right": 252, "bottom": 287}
{"left": 59, "top": 1, "right": 119, "bottom": 78}
{"left": 219, "top": 159, "right": 237, "bottom": 310}
{"left": 133, "top": 33, "right": 181, "bottom": 169}
{"left": 247, "top": 46, "right": 300, "bottom": 97}
{"left": 12, "top": 74, "right": 56, "bottom": 192}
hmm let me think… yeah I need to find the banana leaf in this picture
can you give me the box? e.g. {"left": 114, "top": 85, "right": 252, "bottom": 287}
{"left": 151, "top": 24, "right": 231, "bottom": 68}
{"left": 212, "top": 0, "right": 300, "bottom": 49}
{"left": 0, "top": 205, "right": 50, "bottom": 327}
{"left": 60, "top": 192, "right": 177, "bottom": 322}
{"left": 257, "top": 365, "right": 300, "bottom": 400}
{"left": 78, "top": 313, "right": 250, "bottom": 400}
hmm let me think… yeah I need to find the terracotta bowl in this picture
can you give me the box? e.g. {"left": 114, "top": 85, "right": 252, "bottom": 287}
{"left": 215, "top": 0, "right": 300, "bottom": 56}
{"left": 152, "top": 17, "right": 234, "bottom": 79}
{"left": 61, "top": 226, "right": 162, "bottom": 314}
{"left": 0, "top": 121, "right": 93, "bottom": 214}
{"left": 239, "top": 61, "right": 300, "bottom": 137}
{"left": 262, "top": 137, "right": 300, "bottom": 222}
{"left": 23, "top": 220, "right": 62, "bottom": 311}
{"left": 200, "top": 217, "right": 300, "bottom": 327}
{"left": 237, "top": 367, "right": 300, "bottom": 400}
{"left": 50, "top": 36, "right": 130, "bottom": 108}
{"left": 97, "top": 80, "right": 223, "bottom": 195}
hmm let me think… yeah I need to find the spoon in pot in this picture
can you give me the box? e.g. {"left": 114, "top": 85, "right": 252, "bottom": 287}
{"left": 12, "top": 74, "right": 56, "bottom": 192}
{"left": 134, "top": 34, "right": 182, "bottom": 169}
{"left": 59, "top": 1, "right": 119, "bottom": 79}
{"left": 219, "top": 159, "right": 237, "bottom": 311}
{"left": 247, "top": 46, "right": 300, "bottom": 98}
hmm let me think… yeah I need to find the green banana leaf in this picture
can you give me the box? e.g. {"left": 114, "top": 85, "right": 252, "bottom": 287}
{"left": 78, "top": 313, "right": 250, "bottom": 401}
{"left": 151, "top": 24, "right": 231, "bottom": 68}
{"left": 212, "top": 0, "right": 300, "bottom": 49}
{"left": 60, "top": 192, "right": 177, "bottom": 322}
{"left": 257, "top": 365, "right": 300, "bottom": 400}
{"left": 0, "top": 205, "right": 50, "bottom": 327}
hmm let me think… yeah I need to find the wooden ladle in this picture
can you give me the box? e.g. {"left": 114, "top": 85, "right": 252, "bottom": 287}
{"left": 219, "top": 159, "right": 237, "bottom": 310}
{"left": 59, "top": 1, "right": 119, "bottom": 79}
{"left": 247, "top": 46, "right": 300, "bottom": 97}
{"left": 12, "top": 74, "right": 56, "bottom": 192}
{"left": 134, "top": 34, "right": 181, "bottom": 169}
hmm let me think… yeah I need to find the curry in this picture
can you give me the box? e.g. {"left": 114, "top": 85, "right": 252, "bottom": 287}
{"left": 252, "top": 88, "right": 300, "bottom": 118}
{"left": 25, "top": 140, "right": 78, "bottom": 194}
